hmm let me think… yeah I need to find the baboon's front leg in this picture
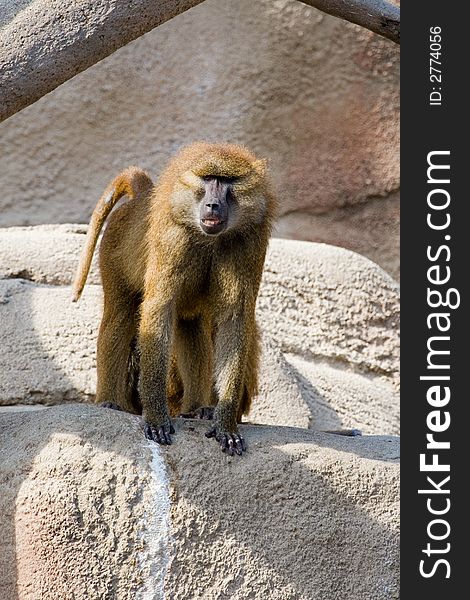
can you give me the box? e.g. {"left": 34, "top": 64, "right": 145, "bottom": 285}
{"left": 138, "top": 298, "right": 175, "bottom": 445}
{"left": 206, "top": 313, "right": 250, "bottom": 456}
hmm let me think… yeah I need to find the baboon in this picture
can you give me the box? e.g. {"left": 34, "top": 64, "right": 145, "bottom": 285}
{"left": 72, "top": 142, "right": 277, "bottom": 455}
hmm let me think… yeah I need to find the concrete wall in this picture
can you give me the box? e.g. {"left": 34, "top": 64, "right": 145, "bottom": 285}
{"left": 0, "top": 0, "right": 400, "bottom": 278}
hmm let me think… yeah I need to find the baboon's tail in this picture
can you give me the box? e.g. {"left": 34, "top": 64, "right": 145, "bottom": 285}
{"left": 71, "top": 167, "right": 153, "bottom": 302}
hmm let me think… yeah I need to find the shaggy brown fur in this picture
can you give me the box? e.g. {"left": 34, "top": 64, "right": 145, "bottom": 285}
{"left": 72, "top": 142, "right": 277, "bottom": 455}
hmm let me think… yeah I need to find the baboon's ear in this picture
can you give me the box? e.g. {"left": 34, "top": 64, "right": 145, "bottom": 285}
{"left": 253, "top": 159, "right": 267, "bottom": 177}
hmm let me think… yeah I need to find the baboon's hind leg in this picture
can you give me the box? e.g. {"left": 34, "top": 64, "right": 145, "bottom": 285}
{"left": 175, "top": 317, "right": 213, "bottom": 415}
{"left": 180, "top": 406, "right": 215, "bottom": 420}
{"left": 96, "top": 293, "right": 140, "bottom": 414}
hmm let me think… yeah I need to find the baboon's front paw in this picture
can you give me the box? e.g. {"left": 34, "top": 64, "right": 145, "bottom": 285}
{"left": 205, "top": 427, "right": 247, "bottom": 456}
{"left": 144, "top": 419, "right": 175, "bottom": 445}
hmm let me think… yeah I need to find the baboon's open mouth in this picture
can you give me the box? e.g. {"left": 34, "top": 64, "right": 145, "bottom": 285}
{"left": 202, "top": 218, "right": 223, "bottom": 226}
{"left": 200, "top": 218, "right": 226, "bottom": 234}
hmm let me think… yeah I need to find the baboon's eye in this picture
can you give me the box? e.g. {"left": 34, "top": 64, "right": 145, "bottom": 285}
{"left": 201, "top": 175, "right": 238, "bottom": 184}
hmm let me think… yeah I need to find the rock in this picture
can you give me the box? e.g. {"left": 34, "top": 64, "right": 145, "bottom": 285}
{"left": 0, "top": 0, "right": 399, "bottom": 277}
{"left": 0, "top": 226, "right": 399, "bottom": 435}
{"left": 0, "top": 404, "right": 399, "bottom": 600}
{"left": 277, "top": 192, "right": 400, "bottom": 281}
{"left": 0, "top": 404, "right": 170, "bottom": 600}
{"left": 254, "top": 338, "right": 311, "bottom": 429}
{"left": 0, "top": 405, "right": 48, "bottom": 414}
{"left": 0, "top": 226, "right": 400, "bottom": 376}
{"left": 286, "top": 354, "right": 399, "bottom": 435}
{"left": 0, "top": 224, "right": 101, "bottom": 285}
{"left": 259, "top": 239, "right": 400, "bottom": 379}
{"left": 0, "top": 279, "right": 100, "bottom": 405}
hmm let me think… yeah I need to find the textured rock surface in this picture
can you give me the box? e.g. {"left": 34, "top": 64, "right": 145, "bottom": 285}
{"left": 0, "top": 279, "right": 100, "bottom": 404}
{"left": 166, "top": 418, "right": 400, "bottom": 600}
{"left": 259, "top": 239, "right": 400, "bottom": 379}
{"left": 0, "top": 225, "right": 399, "bottom": 434}
{"left": 286, "top": 354, "right": 399, "bottom": 434}
{"left": 277, "top": 191, "right": 400, "bottom": 281}
{"left": 0, "top": 404, "right": 400, "bottom": 600}
{"left": 0, "top": 0, "right": 400, "bottom": 278}
{"left": 0, "top": 404, "right": 170, "bottom": 600}
{"left": 0, "top": 224, "right": 100, "bottom": 285}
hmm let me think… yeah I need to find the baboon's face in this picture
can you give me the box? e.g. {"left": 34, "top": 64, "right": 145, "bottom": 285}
{"left": 198, "top": 177, "right": 232, "bottom": 235}
{"left": 176, "top": 160, "right": 268, "bottom": 236}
